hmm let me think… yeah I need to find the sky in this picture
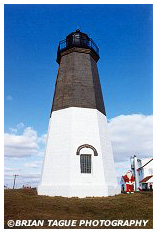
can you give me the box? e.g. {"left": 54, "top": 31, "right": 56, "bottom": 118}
{"left": 4, "top": 4, "right": 153, "bottom": 188}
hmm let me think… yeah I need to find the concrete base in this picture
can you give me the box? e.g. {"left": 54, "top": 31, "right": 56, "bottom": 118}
{"left": 38, "top": 184, "right": 120, "bottom": 198}
{"left": 38, "top": 107, "right": 121, "bottom": 197}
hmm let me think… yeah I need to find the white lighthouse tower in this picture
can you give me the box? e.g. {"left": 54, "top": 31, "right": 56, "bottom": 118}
{"left": 38, "top": 30, "right": 120, "bottom": 197}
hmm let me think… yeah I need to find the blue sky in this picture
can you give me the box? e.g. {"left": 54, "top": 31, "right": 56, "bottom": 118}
{"left": 4, "top": 4, "right": 153, "bottom": 133}
{"left": 4, "top": 4, "right": 153, "bottom": 188}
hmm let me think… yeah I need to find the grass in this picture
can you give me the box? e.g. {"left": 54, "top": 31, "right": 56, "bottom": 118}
{"left": 4, "top": 188, "right": 153, "bottom": 229}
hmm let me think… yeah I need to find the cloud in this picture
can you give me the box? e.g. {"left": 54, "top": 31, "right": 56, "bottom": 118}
{"left": 9, "top": 122, "right": 25, "bottom": 134}
{"left": 4, "top": 167, "right": 20, "bottom": 171}
{"left": 16, "top": 122, "right": 25, "bottom": 130}
{"left": 4, "top": 127, "right": 46, "bottom": 158}
{"left": 20, "top": 173, "right": 40, "bottom": 179}
{"left": 4, "top": 167, "right": 21, "bottom": 174}
{"left": 5, "top": 114, "right": 153, "bottom": 161}
{"left": 6, "top": 95, "right": 13, "bottom": 101}
{"left": 37, "top": 134, "right": 47, "bottom": 144}
{"left": 108, "top": 114, "right": 153, "bottom": 162}
{"left": 4, "top": 171, "right": 40, "bottom": 179}
{"left": 4, "top": 115, "right": 153, "bottom": 187}
{"left": 24, "top": 161, "right": 42, "bottom": 168}
{"left": 9, "top": 128, "right": 18, "bottom": 133}
{"left": 114, "top": 160, "right": 132, "bottom": 184}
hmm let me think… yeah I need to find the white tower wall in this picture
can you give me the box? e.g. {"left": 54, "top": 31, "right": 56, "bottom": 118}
{"left": 38, "top": 107, "right": 120, "bottom": 197}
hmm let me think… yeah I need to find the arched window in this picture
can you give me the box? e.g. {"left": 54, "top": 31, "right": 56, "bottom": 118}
{"left": 76, "top": 144, "right": 98, "bottom": 174}
{"left": 76, "top": 144, "right": 98, "bottom": 156}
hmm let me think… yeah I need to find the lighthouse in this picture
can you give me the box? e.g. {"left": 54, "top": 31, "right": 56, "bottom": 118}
{"left": 38, "top": 30, "right": 120, "bottom": 197}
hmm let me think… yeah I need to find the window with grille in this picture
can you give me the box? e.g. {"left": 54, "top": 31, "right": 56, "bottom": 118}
{"left": 80, "top": 154, "right": 91, "bottom": 173}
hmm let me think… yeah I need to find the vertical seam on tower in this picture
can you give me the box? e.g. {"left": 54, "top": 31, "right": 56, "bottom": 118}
{"left": 61, "top": 55, "right": 67, "bottom": 108}
{"left": 96, "top": 110, "right": 107, "bottom": 185}
{"left": 50, "top": 67, "right": 60, "bottom": 117}
{"left": 89, "top": 56, "right": 96, "bottom": 110}
{"left": 72, "top": 52, "right": 74, "bottom": 108}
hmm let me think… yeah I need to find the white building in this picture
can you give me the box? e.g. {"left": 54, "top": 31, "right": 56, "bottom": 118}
{"left": 134, "top": 156, "right": 153, "bottom": 191}
{"left": 121, "top": 155, "right": 153, "bottom": 192}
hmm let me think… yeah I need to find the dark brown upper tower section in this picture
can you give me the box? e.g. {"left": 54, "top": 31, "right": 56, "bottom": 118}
{"left": 51, "top": 30, "right": 106, "bottom": 115}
